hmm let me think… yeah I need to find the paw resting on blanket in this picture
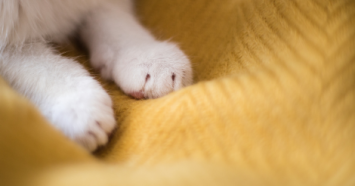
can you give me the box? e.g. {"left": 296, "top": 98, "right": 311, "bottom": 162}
{"left": 57, "top": 41, "right": 192, "bottom": 151}
{"left": 43, "top": 76, "right": 116, "bottom": 152}
{"left": 92, "top": 41, "right": 193, "bottom": 99}
{"left": 57, "top": 43, "right": 192, "bottom": 151}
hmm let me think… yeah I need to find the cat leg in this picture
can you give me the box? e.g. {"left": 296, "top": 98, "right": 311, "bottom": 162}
{"left": 80, "top": 0, "right": 193, "bottom": 99}
{"left": 0, "top": 42, "right": 116, "bottom": 151}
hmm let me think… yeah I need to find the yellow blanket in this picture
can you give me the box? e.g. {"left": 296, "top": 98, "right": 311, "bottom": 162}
{"left": 1, "top": 0, "right": 355, "bottom": 185}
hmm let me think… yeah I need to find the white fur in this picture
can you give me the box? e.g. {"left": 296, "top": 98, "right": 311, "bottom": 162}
{"left": 0, "top": 0, "right": 193, "bottom": 151}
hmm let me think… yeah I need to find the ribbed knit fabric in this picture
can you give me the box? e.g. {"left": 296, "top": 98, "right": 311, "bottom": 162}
{"left": 0, "top": 0, "right": 354, "bottom": 185}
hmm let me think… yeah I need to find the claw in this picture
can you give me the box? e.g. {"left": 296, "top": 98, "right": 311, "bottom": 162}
{"left": 129, "top": 91, "right": 145, "bottom": 99}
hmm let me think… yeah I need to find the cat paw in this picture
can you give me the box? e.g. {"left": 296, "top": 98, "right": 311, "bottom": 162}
{"left": 92, "top": 41, "right": 193, "bottom": 99}
{"left": 43, "top": 78, "right": 116, "bottom": 151}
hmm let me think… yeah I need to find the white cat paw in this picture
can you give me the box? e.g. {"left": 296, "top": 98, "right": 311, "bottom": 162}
{"left": 92, "top": 41, "right": 193, "bottom": 99}
{"left": 43, "top": 78, "right": 116, "bottom": 151}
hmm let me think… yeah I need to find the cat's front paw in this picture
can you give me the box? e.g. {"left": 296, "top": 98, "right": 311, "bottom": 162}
{"left": 113, "top": 42, "right": 193, "bottom": 99}
{"left": 92, "top": 41, "right": 193, "bottom": 99}
{"left": 43, "top": 79, "right": 116, "bottom": 151}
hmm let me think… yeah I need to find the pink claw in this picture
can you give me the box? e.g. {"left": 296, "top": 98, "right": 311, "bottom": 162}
{"left": 129, "top": 91, "right": 145, "bottom": 99}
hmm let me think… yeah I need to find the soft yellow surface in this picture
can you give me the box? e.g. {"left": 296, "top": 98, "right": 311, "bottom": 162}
{"left": 1, "top": 0, "right": 355, "bottom": 185}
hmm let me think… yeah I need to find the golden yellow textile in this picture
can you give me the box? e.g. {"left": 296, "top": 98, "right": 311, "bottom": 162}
{"left": 1, "top": 0, "right": 355, "bottom": 185}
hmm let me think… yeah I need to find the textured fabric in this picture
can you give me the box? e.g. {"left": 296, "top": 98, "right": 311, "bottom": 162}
{"left": 1, "top": 0, "right": 355, "bottom": 185}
